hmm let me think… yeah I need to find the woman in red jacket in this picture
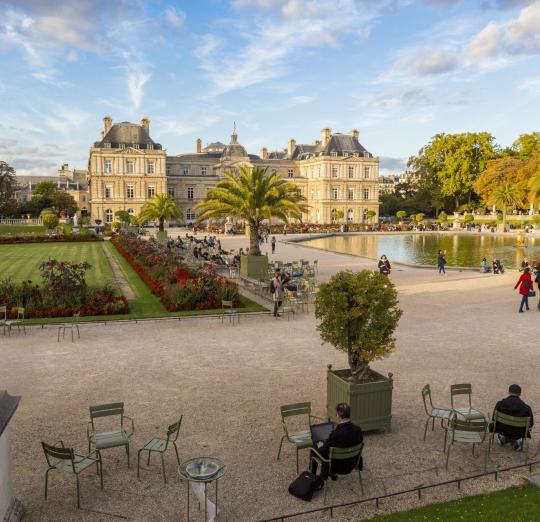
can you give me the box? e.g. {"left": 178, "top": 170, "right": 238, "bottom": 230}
{"left": 514, "top": 267, "right": 534, "bottom": 313}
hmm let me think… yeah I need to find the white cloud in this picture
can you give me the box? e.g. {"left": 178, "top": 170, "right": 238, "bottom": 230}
{"left": 467, "top": 1, "right": 540, "bottom": 58}
{"left": 67, "top": 49, "right": 78, "bottom": 62}
{"left": 397, "top": 47, "right": 459, "bottom": 76}
{"left": 291, "top": 95, "right": 315, "bottom": 104}
{"left": 124, "top": 59, "right": 152, "bottom": 111}
{"left": 164, "top": 6, "right": 185, "bottom": 28}
{"left": 196, "top": 0, "right": 386, "bottom": 96}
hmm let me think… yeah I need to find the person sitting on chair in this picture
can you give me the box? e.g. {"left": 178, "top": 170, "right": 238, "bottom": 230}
{"left": 493, "top": 384, "right": 534, "bottom": 451}
{"left": 311, "top": 403, "right": 363, "bottom": 481}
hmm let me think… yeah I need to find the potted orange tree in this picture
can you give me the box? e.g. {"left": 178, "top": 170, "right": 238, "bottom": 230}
{"left": 315, "top": 270, "right": 402, "bottom": 431}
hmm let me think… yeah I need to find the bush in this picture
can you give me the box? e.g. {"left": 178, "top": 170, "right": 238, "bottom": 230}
{"left": 438, "top": 211, "right": 448, "bottom": 223}
{"left": 112, "top": 232, "right": 240, "bottom": 311}
{"left": 315, "top": 270, "right": 402, "bottom": 381}
{"left": 41, "top": 212, "right": 59, "bottom": 230}
{"left": 463, "top": 213, "right": 474, "bottom": 224}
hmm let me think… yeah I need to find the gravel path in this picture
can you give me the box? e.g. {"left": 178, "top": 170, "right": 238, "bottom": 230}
{"left": 101, "top": 241, "right": 135, "bottom": 300}
{"left": 2, "top": 232, "right": 539, "bottom": 521}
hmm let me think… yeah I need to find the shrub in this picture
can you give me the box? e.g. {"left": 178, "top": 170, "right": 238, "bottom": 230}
{"left": 315, "top": 270, "right": 402, "bottom": 381}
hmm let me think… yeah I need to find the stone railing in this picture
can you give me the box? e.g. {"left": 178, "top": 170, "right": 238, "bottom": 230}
{"left": 0, "top": 218, "right": 42, "bottom": 225}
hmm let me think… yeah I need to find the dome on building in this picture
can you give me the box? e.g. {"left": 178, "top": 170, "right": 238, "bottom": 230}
{"left": 221, "top": 129, "right": 248, "bottom": 159}
{"left": 94, "top": 119, "right": 162, "bottom": 149}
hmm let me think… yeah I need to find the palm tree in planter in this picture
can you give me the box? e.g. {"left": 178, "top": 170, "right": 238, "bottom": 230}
{"left": 139, "top": 194, "right": 182, "bottom": 241}
{"left": 490, "top": 182, "right": 521, "bottom": 232}
{"left": 195, "top": 165, "right": 307, "bottom": 278}
{"left": 395, "top": 210, "right": 406, "bottom": 230}
{"left": 315, "top": 270, "right": 402, "bottom": 431}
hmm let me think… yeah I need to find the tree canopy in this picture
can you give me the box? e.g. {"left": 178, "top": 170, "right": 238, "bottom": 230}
{"left": 195, "top": 166, "right": 307, "bottom": 255}
{"left": 139, "top": 193, "right": 182, "bottom": 232}
{"left": 315, "top": 270, "right": 402, "bottom": 381}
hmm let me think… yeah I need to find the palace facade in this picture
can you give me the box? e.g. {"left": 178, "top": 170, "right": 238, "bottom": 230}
{"left": 87, "top": 116, "right": 380, "bottom": 225}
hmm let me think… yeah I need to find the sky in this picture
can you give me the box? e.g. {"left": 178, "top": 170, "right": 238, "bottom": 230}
{"left": 1, "top": 0, "right": 540, "bottom": 177}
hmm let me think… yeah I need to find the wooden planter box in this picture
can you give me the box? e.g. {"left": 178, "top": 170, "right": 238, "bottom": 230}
{"left": 240, "top": 255, "right": 268, "bottom": 280}
{"left": 326, "top": 365, "right": 393, "bottom": 432}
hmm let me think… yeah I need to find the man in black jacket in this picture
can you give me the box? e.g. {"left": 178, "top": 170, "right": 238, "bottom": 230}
{"left": 493, "top": 384, "right": 534, "bottom": 451}
{"left": 311, "top": 403, "right": 363, "bottom": 481}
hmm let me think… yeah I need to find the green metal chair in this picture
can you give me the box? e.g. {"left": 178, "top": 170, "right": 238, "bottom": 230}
{"left": 5, "top": 307, "right": 26, "bottom": 336}
{"left": 421, "top": 384, "right": 453, "bottom": 442}
{"left": 87, "top": 402, "right": 134, "bottom": 468}
{"left": 42, "top": 440, "right": 103, "bottom": 509}
{"left": 137, "top": 417, "right": 183, "bottom": 483}
{"left": 489, "top": 410, "right": 532, "bottom": 462}
{"left": 221, "top": 300, "right": 238, "bottom": 324}
{"left": 450, "top": 383, "right": 484, "bottom": 421}
{"left": 445, "top": 414, "right": 490, "bottom": 471}
{"left": 58, "top": 313, "right": 80, "bottom": 342}
{"left": 309, "top": 443, "right": 364, "bottom": 503}
{"left": 277, "top": 402, "right": 324, "bottom": 472}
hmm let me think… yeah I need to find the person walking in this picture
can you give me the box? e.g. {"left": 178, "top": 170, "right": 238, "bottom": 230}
{"left": 437, "top": 250, "right": 447, "bottom": 276}
{"left": 535, "top": 266, "right": 540, "bottom": 310}
{"left": 271, "top": 236, "right": 276, "bottom": 254}
{"left": 271, "top": 269, "right": 284, "bottom": 317}
{"left": 514, "top": 267, "right": 534, "bottom": 313}
{"left": 378, "top": 255, "right": 391, "bottom": 276}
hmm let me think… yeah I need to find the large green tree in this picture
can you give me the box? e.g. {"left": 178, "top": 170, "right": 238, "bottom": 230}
{"left": 139, "top": 193, "right": 182, "bottom": 232}
{"left": 474, "top": 157, "right": 529, "bottom": 209}
{"left": 29, "top": 181, "right": 78, "bottom": 217}
{"left": 0, "top": 161, "right": 16, "bottom": 202}
{"left": 195, "top": 166, "right": 307, "bottom": 255}
{"left": 512, "top": 132, "right": 540, "bottom": 160}
{"left": 408, "top": 132, "right": 497, "bottom": 209}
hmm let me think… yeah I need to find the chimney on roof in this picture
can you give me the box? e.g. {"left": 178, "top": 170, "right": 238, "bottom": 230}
{"left": 196, "top": 138, "right": 202, "bottom": 153}
{"left": 321, "top": 127, "right": 331, "bottom": 147}
{"left": 287, "top": 138, "right": 296, "bottom": 157}
{"left": 103, "top": 116, "right": 112, "bottom": 136}
{"left": 260, "top": 147, "right": 268, "bottom": 159}
{"left": 351, "top": 129, "right": 360, "bottom": 140}
{"left": 314, "top": 139, "right": 321, "bottom": 147}
{"left": 141, "top": 117, "right": 150, "bottom": 133}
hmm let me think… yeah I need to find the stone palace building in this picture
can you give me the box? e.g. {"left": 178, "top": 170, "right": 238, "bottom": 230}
{"left": 86, "top": 116, "right": 380, "bottom": 225}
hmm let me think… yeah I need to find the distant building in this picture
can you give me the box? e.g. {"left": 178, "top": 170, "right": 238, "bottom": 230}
{"left": 88, "top": 117, "right": 380, "bottom": 225}
{"left": 378, "top": 174, "right": 402, "bottom": 195}
{"left": 13, "top": 164, "right": 89, "bottom": 214}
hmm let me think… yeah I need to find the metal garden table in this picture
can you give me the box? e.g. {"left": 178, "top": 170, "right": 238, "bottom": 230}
{"left": 178, "top": 457, "right": 226, "bottom": 521}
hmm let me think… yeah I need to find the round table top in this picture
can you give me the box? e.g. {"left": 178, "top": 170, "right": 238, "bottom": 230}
{"left": 178, "top": 457, "right": 226, "bottom": 483}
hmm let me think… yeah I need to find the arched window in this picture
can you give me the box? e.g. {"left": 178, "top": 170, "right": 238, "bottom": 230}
{"left": 347, "top": 209, "right": 354, "bottom": 221}
{"left": 105, "top": 209, "right": 113, "bottom": 223}
{"left": 127, "top": 209, "right": 134, "bottom": 215}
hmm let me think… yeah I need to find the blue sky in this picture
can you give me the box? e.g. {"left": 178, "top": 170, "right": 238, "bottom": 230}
{"left": 1, "top": 0, "right": 539, "bottom": 176}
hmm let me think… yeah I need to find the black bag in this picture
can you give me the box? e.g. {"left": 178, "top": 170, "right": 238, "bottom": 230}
{"left": 288, "top": 471, "right": 320, "bottom": 501}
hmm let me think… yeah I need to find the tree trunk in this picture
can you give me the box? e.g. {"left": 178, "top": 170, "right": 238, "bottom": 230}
{"left": 159, "top": 217, "right": 165, "bottom": 232}
{"left": 249, "top": 220, "right": 261, "bottom": 255}
{"left": 502, "top": 207, "right": 507, "bottom": 232}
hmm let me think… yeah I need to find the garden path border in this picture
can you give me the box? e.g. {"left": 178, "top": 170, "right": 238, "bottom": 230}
{"left": 101, "top": 241, "right": 135, "bottom": 299}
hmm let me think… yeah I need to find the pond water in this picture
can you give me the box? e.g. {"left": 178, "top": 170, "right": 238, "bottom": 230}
{"left": 300, "top": 233, "right": 540, "bottom": 268}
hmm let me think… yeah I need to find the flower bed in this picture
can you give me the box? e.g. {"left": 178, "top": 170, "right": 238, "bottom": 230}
{"left": 0, "top": 234, "right": 103, "bottom": 244}
{"left": 0, "top": 260, "right": 129, "bottom": 319}
{"left": 111, "top": 232, "right": 240, "bottom": 311}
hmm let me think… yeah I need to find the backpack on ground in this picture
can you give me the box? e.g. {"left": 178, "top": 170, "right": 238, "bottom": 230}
{"left": 288, "top": 470, "right": 321, "bottom": 501}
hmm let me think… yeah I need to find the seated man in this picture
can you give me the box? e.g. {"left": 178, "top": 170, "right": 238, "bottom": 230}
{"left": 493, "top": 384, "right": 534, "bottom": 451}
{"left": 311, "top": 403, "right": 363, "bottom": 481}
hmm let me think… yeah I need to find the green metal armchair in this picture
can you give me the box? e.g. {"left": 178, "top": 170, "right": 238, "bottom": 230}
{"left": 137, "top": 416, "right": 183, "bottom": 483}
{"left": 277, "top": 402, "right": 325, "bottom": 472}
{"left": 42, "top": 440, "right": 103, "bottom": 509}
{"left": 489, "top": 410, "right": 532, "bottom": 462}
{"left": 450, "top": 383, "right": 484, "bottom": 421}
{"left": 309, "top": 443, "right": 364, "bottom": 503}
{"left": 5, "top": 307, "right": 26, "bottom": 336}
{"left": 445, "top": 414, "right": 490, "bottom": 471}
{"left": 421, "top": 384, "right": 453, "bottom": 443}
{"left": 87, "top": 402, "right": 134, "bottom": 468}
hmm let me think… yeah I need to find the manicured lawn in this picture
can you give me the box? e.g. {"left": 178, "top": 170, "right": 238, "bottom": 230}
{"left": 10, "top": 240, "right": 267, "bottom": 324}
{"left": 369, "top": 485, "right": 540, "bottom": 521}
{"left": 0, "top": 224, "right": 45, "bottom": 236}
{"left": 0, "top": 242, "right": 114, "bottom": 285}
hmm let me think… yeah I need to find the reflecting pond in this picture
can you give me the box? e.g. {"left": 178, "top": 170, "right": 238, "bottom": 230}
{"left": 300, "top": 233, "right": 540, "bottom": 268}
